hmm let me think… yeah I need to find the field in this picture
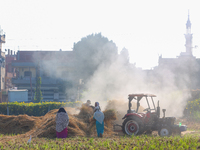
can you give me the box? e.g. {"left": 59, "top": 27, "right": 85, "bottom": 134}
{"left": 1, "top": 117, "right": 200, "bottom": 149}
{"left": 1, "top": 100, "right": 200, "bottom": 149}
{"left": 0, "top": 132, "right": 200, "bottom": 149}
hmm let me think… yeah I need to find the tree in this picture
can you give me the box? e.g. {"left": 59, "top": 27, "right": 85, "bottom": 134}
{"left": 34, "top": 63, "right": 43, "bottom": 103}
{"left": 34, "top": 77, "right": 43, "bottom": 103}
{"left": 73, "top": 33, "right": 118, "bottom": 81}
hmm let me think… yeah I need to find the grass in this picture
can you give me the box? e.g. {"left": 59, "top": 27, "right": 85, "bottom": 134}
{"left": 0, "top": 133, "right": 18, "bottom": 137}
{"left": 0, "top": 134, "right": 200, "bottom": 149}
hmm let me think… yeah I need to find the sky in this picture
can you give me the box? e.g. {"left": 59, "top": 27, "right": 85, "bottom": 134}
{"left": 0, "top": 0, "right": 200, "bottom": 69}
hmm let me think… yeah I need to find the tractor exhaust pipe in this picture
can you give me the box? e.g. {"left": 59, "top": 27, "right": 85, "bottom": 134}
{"left": 157, "top": 100, "right": 160, "bottom": 118}
{"left": 162, "top": 109, "right": 166, "bottom": 118}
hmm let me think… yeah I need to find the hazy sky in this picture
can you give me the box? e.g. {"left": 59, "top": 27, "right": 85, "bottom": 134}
{"left": 0, "top": 0, "right": 200, "bottom": 69}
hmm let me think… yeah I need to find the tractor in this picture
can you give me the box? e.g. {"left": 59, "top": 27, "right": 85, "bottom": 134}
{"left": 120, "top": 94, "right": 187, "bottom": 136}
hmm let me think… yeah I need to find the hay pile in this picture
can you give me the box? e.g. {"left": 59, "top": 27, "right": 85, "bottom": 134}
{"left": 0, "top": 114, "right": 39, "bottom": 135}
{"left": 105, "top": 99, "right": 145, "bottom": 125}
{"left": 75, "top": 105, "right": 94, "bottom": 123}
{"left": 0, "top": 105, "right": 117, "bottom": 139}
{"left": 104, "top": 109, "right": 117, "bottom": 127}
{"left": 35, "top": 109, "right": 87, "bottom": 138}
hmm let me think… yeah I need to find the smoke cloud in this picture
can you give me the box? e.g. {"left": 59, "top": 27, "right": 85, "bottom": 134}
{"left": 32, "top": 38, "right": 200, "bottom": 119}
{"left": 80, "top": 51, "right": 200, "bottom": 118}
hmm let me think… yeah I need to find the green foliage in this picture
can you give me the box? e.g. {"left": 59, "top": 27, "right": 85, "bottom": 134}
{"left": 0, "top": 101, "right": 82, "bottom": 116}
{"left": 184, "top": 97, "right": 200, "bottom": 121}
{"left": 34, "top": 77, "right": 43, "bottom": 103}
{"left": 186, "top": 98, "right": 200, "bottom": 112}
{"left": 0, "top": 135, "right": 200, "bottom": 149}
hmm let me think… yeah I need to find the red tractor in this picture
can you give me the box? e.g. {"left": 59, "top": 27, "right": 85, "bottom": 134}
{"left": 121, "top": 94, "right": 187, "bottom": 136}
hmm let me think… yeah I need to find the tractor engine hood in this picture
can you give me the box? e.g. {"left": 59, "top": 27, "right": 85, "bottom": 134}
{"left": 158, "top": 117, "right": 176, "bottom": 125}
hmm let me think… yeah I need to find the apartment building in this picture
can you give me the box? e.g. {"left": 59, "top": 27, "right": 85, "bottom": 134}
{"left": 12, "top": 51, "right": 75, "bottom": 102}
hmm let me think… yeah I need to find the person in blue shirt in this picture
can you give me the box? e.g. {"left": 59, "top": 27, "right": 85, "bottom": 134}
{"left": 93, "top": 102, "right": 104, "bottom": 137}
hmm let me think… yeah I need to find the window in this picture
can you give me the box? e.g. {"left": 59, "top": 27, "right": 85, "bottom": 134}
{"left": 24, "top": 71, "right": 32, "bottom": 77}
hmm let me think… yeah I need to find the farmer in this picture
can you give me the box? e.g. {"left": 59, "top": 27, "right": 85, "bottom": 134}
{"left": 55, "top": 107, "right": 69, "bottom": 138}
{"left": 82, "top": 100, "right": 95, "bottom": 110}
{"left": 83, "top": 100, "right": 91, "bottom": 107}
{"left": 93, "top": 102, "right": 104, "bottom": 137}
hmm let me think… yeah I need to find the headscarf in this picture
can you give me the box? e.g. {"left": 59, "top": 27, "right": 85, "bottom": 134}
{"left": 95, "top": 102, "right": 99, "bottom": 107}
{"left": 57, "top": 107, "right": 66, "bottom": 113}
{"left": 94, "top": 103, "right": 104, "bottom": 124}
{"left": 56, "top": 107, "right": 69, "bottom": 132}
{"left": 94, "top": 102, "right": 101, "bottom": 112}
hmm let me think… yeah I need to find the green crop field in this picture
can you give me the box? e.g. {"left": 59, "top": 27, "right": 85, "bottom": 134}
{"left": 0, "top": 134, "right": 200, "bottom": 150}
{"left": 1, "top": 98, "right": 200, "bottom": 149}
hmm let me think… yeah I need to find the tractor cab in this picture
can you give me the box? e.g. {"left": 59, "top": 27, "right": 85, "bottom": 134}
{"left": 127, "top": 94, "right": 160, "bottom": 118}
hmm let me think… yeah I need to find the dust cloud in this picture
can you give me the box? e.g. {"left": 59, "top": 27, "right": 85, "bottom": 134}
{"left": 81, "top": 52, "right": 199, "bottom": 118}
{"left": 32, "top": 40, "right": 199, "bottom": 119}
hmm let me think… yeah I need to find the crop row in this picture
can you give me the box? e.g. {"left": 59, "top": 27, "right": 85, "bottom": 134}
{"left": 0, "top": 135, "right": 199, "bottom": 150}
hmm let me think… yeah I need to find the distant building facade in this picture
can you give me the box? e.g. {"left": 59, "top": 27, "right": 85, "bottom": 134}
{"left": 5, "top": 49, "right": 16, "bottom": 89}
{"left": 0, "top": 28, "right": 6, "bottom": 102}
{"left": 12, "top": 51, "right": 76, "bottom": 102}
{"left": 155, "top": 12, "right": 200, "bottom": 89}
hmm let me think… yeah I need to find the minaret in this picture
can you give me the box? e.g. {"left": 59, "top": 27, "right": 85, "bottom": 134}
{"left": 184, "top": 10, "right": 193, "bottom": 55}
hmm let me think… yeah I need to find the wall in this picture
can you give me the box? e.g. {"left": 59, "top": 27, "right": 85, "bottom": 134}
{"left": 8, "top": 90, "right": 28, "bottom": 102}
{"left": 0, "top": 66, "right": 5, "bottom": 89}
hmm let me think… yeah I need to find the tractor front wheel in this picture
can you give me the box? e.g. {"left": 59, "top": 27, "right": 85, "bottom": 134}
{"left": 158, "top": 127, "right": 172, "bottom": 137}
{"left": 122, "top": 117, "right": 143, "bottom": 135}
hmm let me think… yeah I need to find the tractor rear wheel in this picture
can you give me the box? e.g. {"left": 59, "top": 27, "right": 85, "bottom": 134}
{"left": 122, "top": 117, "right": 143, "bottom": 135}
{"left": 158, "top": 127, "right": 172, "bottom": 137}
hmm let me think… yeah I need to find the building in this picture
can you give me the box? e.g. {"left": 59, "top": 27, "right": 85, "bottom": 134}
{"left": 12, "top": 51, "right": 76, "bottom": 102}
{"left": 5, "top": 49, "right": 16, "bottom": 89}
{"left": 156, "top": 12, "right": 200, "bottom": 89}
{"left": 0, "top": 27, "right": 6, "bottom": 102}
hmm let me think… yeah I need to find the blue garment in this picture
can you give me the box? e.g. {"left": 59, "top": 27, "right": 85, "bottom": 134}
{"left": 94, "top": 117, "right": 104, "bottom": 137}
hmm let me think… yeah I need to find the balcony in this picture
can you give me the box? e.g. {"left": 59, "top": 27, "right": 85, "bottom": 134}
{"left": 12, "top": 77, "right": 36, "bottom": 84}
{"left": 12, "top": 62, "right": 36, "bottom": 67}
{"left": 12, "top": 77, "right": 58, "bottom": 85}
{"left": 41, "top": 78, "right": 57, "bottom": 84}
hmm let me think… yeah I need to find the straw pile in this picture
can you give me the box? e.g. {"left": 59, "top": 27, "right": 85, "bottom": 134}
{"left": 105, "top": 99, "right": 145, "bottom": 125}
{"left": 0, "top": 105, "right": 117, "bottom": 139}
{"left": 0, "top": 114, "right": 39, "bottom": 135}
{"left": 104, "top": 109, "right": 117, "bottom": 127}
{"left": 75, "top": 105, "right": 94, "bottom": 123}
{"left": 36, "top": 109, "right": 87, "bottom": 138}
